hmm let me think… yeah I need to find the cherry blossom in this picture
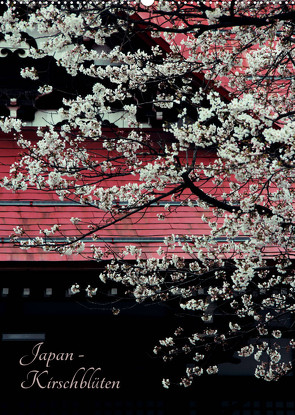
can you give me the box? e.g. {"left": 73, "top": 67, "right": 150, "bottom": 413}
{"left": 0, "top": 0, "right": 295, "bottom": 387}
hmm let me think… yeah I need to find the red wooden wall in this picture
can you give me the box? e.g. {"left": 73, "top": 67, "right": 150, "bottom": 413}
{"left": 0, "top": 128, "right": 215, "bottom": 261}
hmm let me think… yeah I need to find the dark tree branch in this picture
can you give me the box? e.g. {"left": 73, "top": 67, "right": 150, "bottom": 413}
{"left": 182, "top": 172, "right": 278, "bottom": 218}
